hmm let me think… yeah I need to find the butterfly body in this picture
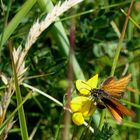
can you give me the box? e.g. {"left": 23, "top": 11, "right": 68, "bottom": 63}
{"left": 90, "top": 88, "right": 112, "bottom": 108}
{"left": 91, "top": 88, "right": 110, "bottom": 98}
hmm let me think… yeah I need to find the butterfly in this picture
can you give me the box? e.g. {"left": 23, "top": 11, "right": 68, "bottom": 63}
{"left": 90, "top": 74, "right": 135, "bottom": 123}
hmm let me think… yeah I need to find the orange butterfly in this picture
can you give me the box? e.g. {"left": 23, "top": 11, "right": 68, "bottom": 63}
{"left": 90, "top": 74, "right": 135, "bottom": 124}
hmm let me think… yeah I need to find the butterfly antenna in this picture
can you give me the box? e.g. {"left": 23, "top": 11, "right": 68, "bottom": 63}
{"left": 81, "top": 81, "right": 93, "bottom": 88}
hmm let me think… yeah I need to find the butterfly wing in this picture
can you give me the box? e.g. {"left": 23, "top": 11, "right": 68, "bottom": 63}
{"left": 96, "top": 102, "right": 106, "bottom": 109}
{"left": 101, "top": 97, "right": 135, "bottom": 123}
{"left": 101, "top": 74, "right": 131, "bottom": 98}
{"left": 106, "top": 104, "right": 123, "bottom": 124}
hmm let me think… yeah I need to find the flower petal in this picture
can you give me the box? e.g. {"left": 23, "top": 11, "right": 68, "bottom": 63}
{"left": 87, "top": 74, "right": 98, "bottom": 88}
{"left": 76, "top": 80, "right": 91, "bottom": 95}
{"left": 72, "top": 112, "right": 84, "bottom": 125}
{"left": 70, "top": 96, "right": 96, "bottom": 118}
{"left": 81, "top": 100, "right": 96, "bottom": 117}
{"left": 76, "top": 74, "right": 98, "bottom": 95}
{"left": 70, "top": 96, "right": 90, "bottom": 112}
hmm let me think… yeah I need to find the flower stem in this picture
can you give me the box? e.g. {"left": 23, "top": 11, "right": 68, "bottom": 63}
{"left": 22, "top": 83, "right": 63, "bottom": 107}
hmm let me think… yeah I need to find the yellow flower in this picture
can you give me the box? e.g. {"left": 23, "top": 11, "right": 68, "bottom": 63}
{"left": 70, "top": 74, "right": 98, "bottom": 125}
{"left": 76, "top": 74, "right": 98, "bottom": 95}
{"left": 72, "top": 112, "right": 84, "bottom": 126}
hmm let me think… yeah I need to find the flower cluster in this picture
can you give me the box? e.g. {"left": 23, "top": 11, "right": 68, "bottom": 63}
{"left": 70, "top": 74, "right": 98, "bottom": 125}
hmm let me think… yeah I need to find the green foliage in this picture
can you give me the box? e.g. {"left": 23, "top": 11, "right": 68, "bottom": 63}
{"left": 0, "top": 0, "right": 140, "bottom": 139}
{"left": 94, "top": 123, "right": 114, "bottom": 140}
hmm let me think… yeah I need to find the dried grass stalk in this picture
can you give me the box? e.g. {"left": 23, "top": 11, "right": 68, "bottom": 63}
{"left": 17, "top": 0, "right": 83, "bottom": 70}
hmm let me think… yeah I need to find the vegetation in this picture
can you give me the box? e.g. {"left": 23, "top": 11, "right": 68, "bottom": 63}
{"left": 0, "top": 0, "right": 140, "bottom": 139}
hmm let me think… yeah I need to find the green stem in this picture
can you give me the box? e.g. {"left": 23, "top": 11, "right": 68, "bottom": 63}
{"left": 110, "top": 0, "right": 134, "bottom": 76}
{"left": 22, "top": 83, "right": 63, "bottom": 107}
{"left": 99, "top": 0, "right": 134, "bottom": 129}
{"left": 9, "top": 43, "right": 29, "bottom": 140}
{"left": 56, "top": 0, "right": 134, "bottom": 23}
{"left": 121, "top": 99, "right": 140, "bottom": 109}
{"left": 98, "top": 110, "right": 105, "bottom": 129}
{"left": 121, "top": 9, "right": 140, "bottom": 29}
